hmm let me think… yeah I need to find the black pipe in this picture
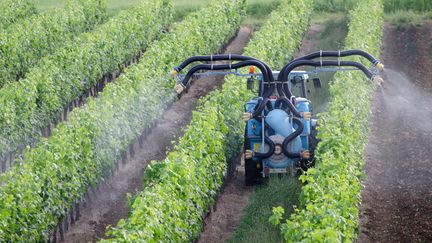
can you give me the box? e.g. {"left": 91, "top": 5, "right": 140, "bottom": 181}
{"left": 280, "top": 60, "right": 374, "bottom": 82}
{"left": 297, "top": 50, "right": 379, "bottom": 64}
{"left": 283, "top": 83, "right": 293, "bottom": 98}
{"left": 278, "top": 49, "right": 381, "bottom": 81}
{"left": 261, "top": 83, "right": 275, "bottom": 99}
{"left": 251, "top": 98, "right": 269, "bottom": 119}
{"left": 174, "top": 54, "right": 274, "bottom": 82}
{"left": 254, "top": 136, "right": 275, "bottom": 158}
{"left": 282, "top": 118, "right": 304, "bottom": 158}
{"left": 180, "top": 60, "right": 272, "bottom": 96}
{"left": 174, "top": 54, "right": 277, "bottom": 97}
{"left": 274, "top": 97, "right": 301, "bottom": 118}
{"left": 276, "top": 83, "right": 285, "bottom": 97}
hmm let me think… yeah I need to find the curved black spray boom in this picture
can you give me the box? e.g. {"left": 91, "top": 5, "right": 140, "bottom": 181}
{"left": 277, "top": 49, "right": 383, "bottom": 81}
{"left": 174, "top": 59, "right": 274, "bottom": 97}
{"left": 173, "top": 54, "right": 273, "bottom": 81}
{"left": 279, "top": 59, "right": 379, "bottom": 97}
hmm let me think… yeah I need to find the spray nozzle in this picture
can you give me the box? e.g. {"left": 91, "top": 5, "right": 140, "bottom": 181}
{"left": 175, "top": 83, "right": 185, "bottom": 94}
{"left": 171, "top": 69, "right": 179, "bottom": 77}
{"left": 373, "top": 75, "right": 384, "bottom": 86}
{"left": 375, "top": 62, "right": 385, "bottom": 71}
{"left": 300, "top": 150, "right": 311, "bottom": 159}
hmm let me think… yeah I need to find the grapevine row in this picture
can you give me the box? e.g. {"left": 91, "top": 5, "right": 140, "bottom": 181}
{"left": 0, "top": 0, "right": 172, "bottom": 169}
{"left": 0, "top": 0, "right": 244, "bottom": 241}
{"left": 0, "top": 0, "right": 106, "bottom": 86}
{"left": 0, "top": 0, "right": 36, "bottom": 30}
{"left": 104, "top": 0, "right": 313, "bottom": 241}
{"left": 279, "top": 0, "right": 385, "bottom": 241}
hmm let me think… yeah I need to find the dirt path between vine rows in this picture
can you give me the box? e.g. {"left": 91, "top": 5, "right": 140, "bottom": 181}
{"left": 63, "top": 26, "right": 252, "bottom": 242}
{"left": 359, "top": 22, "right": 432, "bottom": 242}
{"left": 197, "top": 23, "right": 323, "bottom": 243}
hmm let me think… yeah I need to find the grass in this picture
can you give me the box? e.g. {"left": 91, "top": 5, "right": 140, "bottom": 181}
{"left": 313, "top": 0, "right": 357, "bottom": 12}
{"left": 385, "top": 10, "right": 432, "bottom": 24}
{"left": 384, "top": 0, "right": 432, "bottom": 13}
{"left": 228, "top": 176, "right": 302, "bottom": 243}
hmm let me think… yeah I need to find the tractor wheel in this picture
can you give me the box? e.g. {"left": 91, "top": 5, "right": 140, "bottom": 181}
{"left": 243, "top": 125, "right": 261, "bottom": 186}
{"left": 245, "top": 158, "right": 261, "bottom": 186}
{"left": 304, "top": 124, "right": 319, "bottom": 170}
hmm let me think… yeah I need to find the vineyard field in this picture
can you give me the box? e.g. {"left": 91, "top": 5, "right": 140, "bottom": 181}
{"left": 1, "top": 0, "right": 431, "bottom": 242}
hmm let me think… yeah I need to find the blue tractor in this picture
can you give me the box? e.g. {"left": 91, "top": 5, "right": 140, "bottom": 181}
{"left": 172, "top": 50, "right": 384, "bottom": 185}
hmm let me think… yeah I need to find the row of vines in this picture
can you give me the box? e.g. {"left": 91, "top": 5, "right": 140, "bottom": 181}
{"left": 0, "top": 0, "right": 106, "bottom": 86}
{"left": 0, "top": 0, "right": 35, "bottom": 30}
{"left": 0, "top": 0, "right": 244, "bottom": 241}
{"left": 103, "top": 0, "right": 313, "bottom": 241}
{"left": 275, "top": 0, "right": 385, "bottom": 241}
{"left": 0, "top": 0, "right": 172, "bottom": 167}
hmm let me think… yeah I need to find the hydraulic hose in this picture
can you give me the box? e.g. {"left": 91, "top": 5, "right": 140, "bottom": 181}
{"left": 282, "top": 117, "right": 304, "bottom": 158}
{"left": 280, "top": 60, "right": 374, "bottom": 83}
{"left": 278, "top": 49, "right": 383, "bottom": 81}
{"left": 254, "top": 135, "right": 275, "bottom": 158}
{"left": 179, "top": 60, "right": 272, "bottom": 96}
{"left": 274, "top": 96, "right": 301, "bottom": 118}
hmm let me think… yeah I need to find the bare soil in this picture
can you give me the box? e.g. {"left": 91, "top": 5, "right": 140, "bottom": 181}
{"left": 62, "top": 26, "right": 252, "bottom": 242}
{"left": 198, "top": 164, "right": 253, "bottom": 243}
{"left": 359, "top": 22, "right": 432, "bottom": 242}
{"left": 197, "top": 24, "right": 323, "bottom": 243}
{"left": 294, "top": 23, "right": 322, "bottom": 58}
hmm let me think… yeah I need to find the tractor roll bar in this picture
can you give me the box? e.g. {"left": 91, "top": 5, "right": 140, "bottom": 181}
{"left": 177, "top": 60, "right": 273, "bottom": 96}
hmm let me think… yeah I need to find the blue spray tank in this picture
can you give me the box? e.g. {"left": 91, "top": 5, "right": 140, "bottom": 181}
{"left": 264, "top": 109, "right": 303, "bottom": 169}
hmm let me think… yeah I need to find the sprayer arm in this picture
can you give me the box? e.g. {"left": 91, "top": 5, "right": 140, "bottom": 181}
{"left": 299, "top": 50, "right": 382, "bottom": 66}
{"left": 280, "top": 59, "right": 378, "bottom": 83}
{"left": 173, "top": 54, "right": 273, "bottom": 77}
{"left": 278, "top": 50, "right": 384, "bottom": 81}
{"left": 175, "top": 60, "right": 272, "bottom": 95}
